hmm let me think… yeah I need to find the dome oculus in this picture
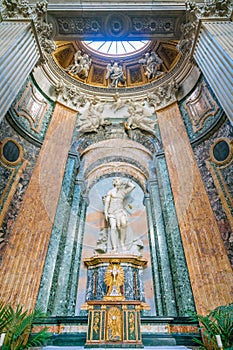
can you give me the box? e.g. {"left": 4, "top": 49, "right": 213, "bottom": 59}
{"left": 83, "top": 40, "right": 149, "bottom": 56}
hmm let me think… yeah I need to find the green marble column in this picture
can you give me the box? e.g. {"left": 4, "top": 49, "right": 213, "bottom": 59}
{"left": 67, "top": 194, "right": 88, "bottom": 315}
{"left": 144, "top": 194, "right": 163, "bottom": 315}
{"left": 148, "top": 178, "right": 177, "bottom": 316}
{"left": 52, "top": 178, "right": 86, "bottom": 315}
{"left": 36, "top": 153, "right": 79, "bottom": 313}
{"left": 155, "top": 154, "right": 195, "bottom": 315}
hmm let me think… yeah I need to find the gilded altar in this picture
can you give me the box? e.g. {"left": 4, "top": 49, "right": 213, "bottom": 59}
{"left": 83, "top": 255, "right": 149, "bottom": 347}
{"left": 86, "top": 300, "right": 143, "bottom": 347}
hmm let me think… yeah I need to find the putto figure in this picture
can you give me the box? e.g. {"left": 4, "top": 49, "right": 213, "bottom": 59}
{"left": 105, "top": 62, "right": 126, "bottom": 88}
{"left": 139, "top": 51, "right": 163, "bottom": 80}
{"left": 104, "top": 178, "right": 135, "bottom": 252}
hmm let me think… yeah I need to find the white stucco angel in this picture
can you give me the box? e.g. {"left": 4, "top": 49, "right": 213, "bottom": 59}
{"left": 124, "top": 100, "right": 156, "bottom": 135}
{"left": 77, "top": 103, "right": 109, "bottom": 134}
{"left": 111, "top": 92, "right": 129, "bottom": 112}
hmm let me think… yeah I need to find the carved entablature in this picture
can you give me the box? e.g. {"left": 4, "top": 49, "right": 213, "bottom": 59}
{"left": 51, "top": 12, "right": 184, "bottom": 41}
{"left": 1, "top": 0, "right": 32, "bottom": 19}
{"left": 177, "top": 0, "right": 232, "bottom": 54}
{"left": 185, "top": 81, "right": 219, "bottom": 132}
{"left": 54, "top": 80, "right": 87, "bottom": 107}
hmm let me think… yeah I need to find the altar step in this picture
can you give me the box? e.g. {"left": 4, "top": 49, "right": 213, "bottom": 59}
{"left": 42, "top": 347, "right": 191, "bottom": 350}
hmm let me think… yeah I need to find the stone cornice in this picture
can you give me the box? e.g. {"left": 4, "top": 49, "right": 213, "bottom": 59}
{"left": 47, "top": 3, "right": 186, "bottom": 12}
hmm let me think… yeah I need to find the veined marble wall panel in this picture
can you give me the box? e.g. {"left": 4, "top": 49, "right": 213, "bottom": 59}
{"left": 0, "top": 103, "right": 76, "bottom": 310}
{"left": 76, "top": 178, "right": 155, "bottom": 315}
{"left": 193, "top": 23, "right": 233, "bottom": 123}
{"left": 0, "top": 119, "right": 40, "bottom": 256}
{"left": 193, "top": 120, "right": 233, "bottom": 267}
{"left": 157, "top": 102, "right": 233, "bottom": 315}
{"left": 0, "top": 22, "right": 41, "bottom": 121}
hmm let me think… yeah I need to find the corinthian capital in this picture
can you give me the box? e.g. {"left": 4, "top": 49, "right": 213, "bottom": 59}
{"left": 1, "top": 0, "right": 56, "bottom": 55}
{"left": 186, "top": 0, "right": 232, "bottom": 19}
{"left": 1, "top": 0, "right": 32, "bottom": 19}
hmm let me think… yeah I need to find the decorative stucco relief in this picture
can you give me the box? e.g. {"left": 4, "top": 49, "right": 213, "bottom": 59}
{"left": 185, "top": 81, "right": 219, "bottom": 132}
{"left": 14, "top": 81, "right": 49, "bottom": 133}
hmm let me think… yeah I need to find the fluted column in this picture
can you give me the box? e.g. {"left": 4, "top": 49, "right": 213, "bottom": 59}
{"left": 193, "top": 20, "right": 233, "bottom": 123}
{"left": 0, "top": 21, "right": 42, "bottom": 120}
{"left": 157, "top": 102, "right": 233, "bottom": 315}
{"left": 0, "top": 103, "right": 77, "bottom": 311}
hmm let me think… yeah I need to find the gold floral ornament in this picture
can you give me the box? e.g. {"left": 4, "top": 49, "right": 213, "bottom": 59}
{"left": 104, "top": 261, "right": 125, "bottom": 300}
{"left": 93, "top": 312, "right": 100, "bottom": 334}
{"left": 129, "top": 312, "right": 135, "bottom": 334}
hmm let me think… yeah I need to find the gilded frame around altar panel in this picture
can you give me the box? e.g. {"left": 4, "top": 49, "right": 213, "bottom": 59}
{"left": 14, "top": 81, "right": 49, "bottom": 133}
{"left": 125, "top": 309, "right": 138, "bottom": 342}
{"left": 206, "top": 138, "right": 233, "bottom": 230}
{"left": 90, "top": 310, "right": 104, "bottom": 341}
{"left": 106, "top": 306, "right": 123, "bottom": 342}
{"left": 0, "top": 138, "right": 27, "bottom": 227}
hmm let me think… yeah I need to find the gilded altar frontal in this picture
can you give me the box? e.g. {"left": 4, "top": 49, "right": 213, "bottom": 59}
{"left": 0, "top": 0, "right": 232, "bottom": 348}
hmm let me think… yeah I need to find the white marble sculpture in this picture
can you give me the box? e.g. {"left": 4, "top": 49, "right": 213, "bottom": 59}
{"left": 139, "top": 51, "right": 163, "bottom": 80}
{"left": 66, "top": 50, "right": 92, "bottom": 79}
{"left": 105, "top": 62, "right": 126, "bottom": 88}
{"left": 104, "top": 178, "right": 135, "bottom": 252}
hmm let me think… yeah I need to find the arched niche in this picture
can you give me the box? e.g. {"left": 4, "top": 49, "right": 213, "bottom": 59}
{"left": 75, "top": 137, "right": 156, "bottom": 314}
{"left": 80, "top": 137, "right": 155, "bottom": 193}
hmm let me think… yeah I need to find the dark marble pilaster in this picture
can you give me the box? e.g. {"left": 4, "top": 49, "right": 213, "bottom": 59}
{"left": 51, "top": 178, "right": 86, "bottom": 315}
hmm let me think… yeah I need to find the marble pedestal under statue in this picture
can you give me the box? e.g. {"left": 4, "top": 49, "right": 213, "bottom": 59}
{"left": 83, "top": 255, "right": 149, "bottom": 348}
